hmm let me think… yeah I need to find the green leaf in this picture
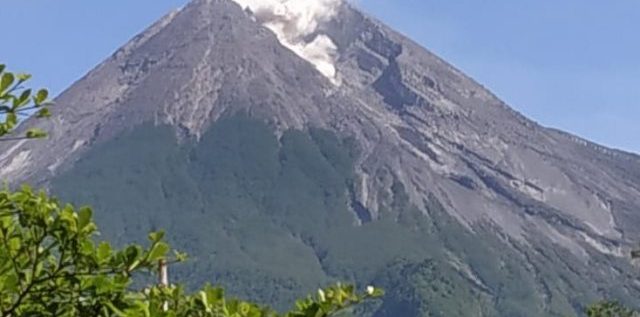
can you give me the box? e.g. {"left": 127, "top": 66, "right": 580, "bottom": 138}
{"left": 14, "top": 88, "right": 32, "bottom": 109}
{"left": 147, "top": 242, "right": 170, "bottom": 262}
{"left": 97, "top": 242, "right": 113, "bottom": 263}
{"left": 148, "top": 230, "right": 165, "bottom": 243}
{"left": 105, "top": 301, "right": 128, "bottom": 317}
{"left": 15, "top": 73, "right": 32, "bottom": 83}
{"left": 174, "top": 250, "right": 188, "bottom": 262}
{"left": 33, "top": 89, "right": 48, "bottom": 105}
{"left": 0, "top": 64, "right": 5, "bottom": 74}
{"left": 123, "top": 245, "right": 142, "bottom": 271}
{"left": 80, "top": 239, "right": 95, "bottom": 256}
{"left": 26, "top": 128, "right": 48, "bottom": 139}
{"left": 2, "top": 273, "right": 19, "bottom": 292}
{"left": 0, "top": 72, "right": 14, "bottom": 94}
{"left": 36, "top": 107, "right": 51, "bottom": 118}
{"left": 6, "top": 112, "right": 17, "bottom": 125}
{"left": 8, "top": 237, "right": 20, "bottom": 251}
{"left": 78, "top": 207, "right": 92, "bottom": 231}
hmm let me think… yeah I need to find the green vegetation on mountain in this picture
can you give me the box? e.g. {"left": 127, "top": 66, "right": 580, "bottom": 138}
{"left": 0, "top": 64, "right": 380, "bottom": 317}
{"left": 50, "top": 114, "right": 639, "bottom": 316}
{"left": 3, "top": 61, "right": 634, "bottom": 316}
{"left": 0, "top": 64, "right": 636, "bottom": 316}
{"left": 587, "top": 301, "right": 637, "bottom": 317}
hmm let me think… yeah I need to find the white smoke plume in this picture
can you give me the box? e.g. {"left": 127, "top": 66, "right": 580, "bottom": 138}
{"left": 233, "top": 0, "right": 342, "bottom": 81}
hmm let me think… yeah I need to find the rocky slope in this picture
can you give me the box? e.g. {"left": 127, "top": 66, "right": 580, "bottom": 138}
{"left": 2, "top": 0, "right": 640, "bottom": 315}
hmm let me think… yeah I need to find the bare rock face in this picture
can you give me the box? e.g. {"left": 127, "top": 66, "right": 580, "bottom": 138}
{"left": 324, "top": 5, "right": 640, "bottom": 256}
{"left": 0, "top": 0, "right": 341, "bottom": 184}
{"left": 2, "top": 0, "right": 640, "bottom": 315}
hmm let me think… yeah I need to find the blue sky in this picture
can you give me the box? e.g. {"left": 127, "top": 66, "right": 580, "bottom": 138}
{"left": 1, "top": 1, "right": 638, "bottom": 153}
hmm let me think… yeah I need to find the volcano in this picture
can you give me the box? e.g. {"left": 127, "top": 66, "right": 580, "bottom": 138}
{"left": 2, "top": 0, "right": 640, "bottom": 315}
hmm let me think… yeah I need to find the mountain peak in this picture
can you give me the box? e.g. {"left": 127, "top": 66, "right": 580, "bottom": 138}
{"left": 0, "top": 0, "right": 340, "bottom": 182}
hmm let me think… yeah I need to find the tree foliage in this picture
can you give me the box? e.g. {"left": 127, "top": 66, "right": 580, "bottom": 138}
{"left": 0, "top": 186, "right": 381, "bottom": 317}
{"left": 0, "top": 64, "right": 51, "bottom": 140}
{"left": 587, "top": 301, "right": 637, "bottom": 317}
{"left": 585, "top": 249, "right": 640, "bottom": 316}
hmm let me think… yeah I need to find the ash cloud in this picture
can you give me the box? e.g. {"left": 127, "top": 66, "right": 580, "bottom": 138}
{"left": 233, "top": 0, "right": 342, "bottom": 81}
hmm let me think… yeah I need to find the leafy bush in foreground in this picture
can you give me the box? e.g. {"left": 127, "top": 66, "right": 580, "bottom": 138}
{"left": 0, "top": 64, "right": 51, "bottom": 140}
{"left": 0, "top": 186, "right": 381, "bottom": 317}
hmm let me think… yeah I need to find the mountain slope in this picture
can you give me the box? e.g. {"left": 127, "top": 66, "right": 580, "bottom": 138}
{"left": 2, "top": 0, "right": 640, "bottom": 315}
